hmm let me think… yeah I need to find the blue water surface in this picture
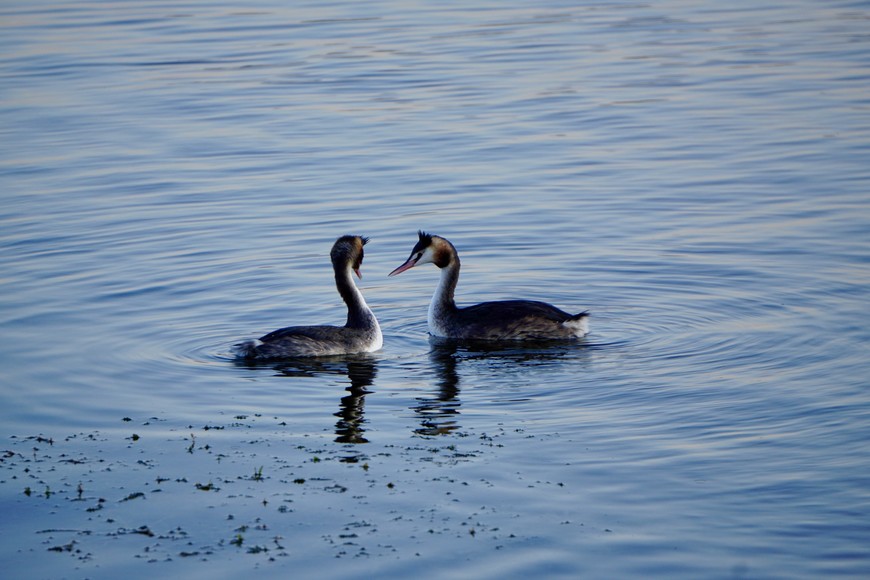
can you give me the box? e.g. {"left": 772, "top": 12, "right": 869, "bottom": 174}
{"left": 1, "top": 1, "right": 869, "bottom": 578}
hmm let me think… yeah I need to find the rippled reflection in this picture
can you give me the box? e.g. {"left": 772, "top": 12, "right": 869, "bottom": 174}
{"left": 332, "top": 359, "right": 377, "bottom": 445}
{"left": 241, "top": 355, "right": 378, "bottom": 444}
{"left": 414, "top": 343, "right": 462, "bottom": 437}
{"left": 415, "top": 337, "right": 594, "bottom": 437}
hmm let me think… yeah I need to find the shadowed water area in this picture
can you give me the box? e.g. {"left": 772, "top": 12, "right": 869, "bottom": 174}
{"left": 1, "top": 0, "right": 869, "bottom": 577}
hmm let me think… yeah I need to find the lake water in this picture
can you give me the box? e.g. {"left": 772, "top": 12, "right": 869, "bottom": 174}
{"left": 1, "top": 0, "right": 869, "bottom": 577}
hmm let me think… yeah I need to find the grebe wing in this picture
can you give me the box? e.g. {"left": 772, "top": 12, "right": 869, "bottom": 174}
{"left": 259, "top": 325, "right": 342, "bottom": 343}
{"left": 455, "top": 300, "right": 588, "bottom": 340}
{"left": 460, "top": 300, "right": 573, "bottom": 322}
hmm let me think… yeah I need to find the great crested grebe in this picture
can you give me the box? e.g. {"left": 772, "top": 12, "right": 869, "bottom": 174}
{"left": 235, "top": 235, "right": 382, "bottom": 359}
{"left": 389, "top": 231, "right": 589, "bottom": 341}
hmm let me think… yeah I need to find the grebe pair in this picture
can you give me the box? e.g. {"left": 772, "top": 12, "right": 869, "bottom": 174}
{"left": 236, "top": 232, "right": 589, "bottom": 360}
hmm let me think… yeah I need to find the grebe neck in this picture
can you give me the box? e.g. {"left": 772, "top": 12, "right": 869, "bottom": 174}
{"left": 428, "top": 255, "right": 459, "bottom": 334}
{"left": 335, "top": 266, "right": 376, "bottom": 329}
{"left": 433, "top": 258, "right": 459, "bottom": 309}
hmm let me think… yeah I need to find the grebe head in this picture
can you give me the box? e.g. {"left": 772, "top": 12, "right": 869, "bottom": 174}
{"left": 388, "top": 231, "right": 454, "bottom": 276}
{"left": 332, "top": 235, "right": 368, "bottom": 279}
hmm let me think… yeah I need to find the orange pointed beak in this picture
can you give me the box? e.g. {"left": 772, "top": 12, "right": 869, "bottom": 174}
{"left": 388, "top": 257, "right": 417, "bottom": 277}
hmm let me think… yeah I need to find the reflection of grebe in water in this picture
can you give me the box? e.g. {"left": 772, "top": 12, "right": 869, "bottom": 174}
{"left": 414, "top": 338, "right": 594, "bottom": 437}
{"left": 334, "top": 359, "right": 376, "bottom": 444}
{"left": 271, "top": 356, "right": 377, "bottom": 444}
{"left": 414, "top": 341, "right": 461, "bottom": 437}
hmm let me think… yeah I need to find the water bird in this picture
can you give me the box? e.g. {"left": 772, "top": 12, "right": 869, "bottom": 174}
{"left": 388, "top": 231, "right": 589, "bottom": 341}
{"left": 235, "top": 235, "right": 382, "bottom": 359}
